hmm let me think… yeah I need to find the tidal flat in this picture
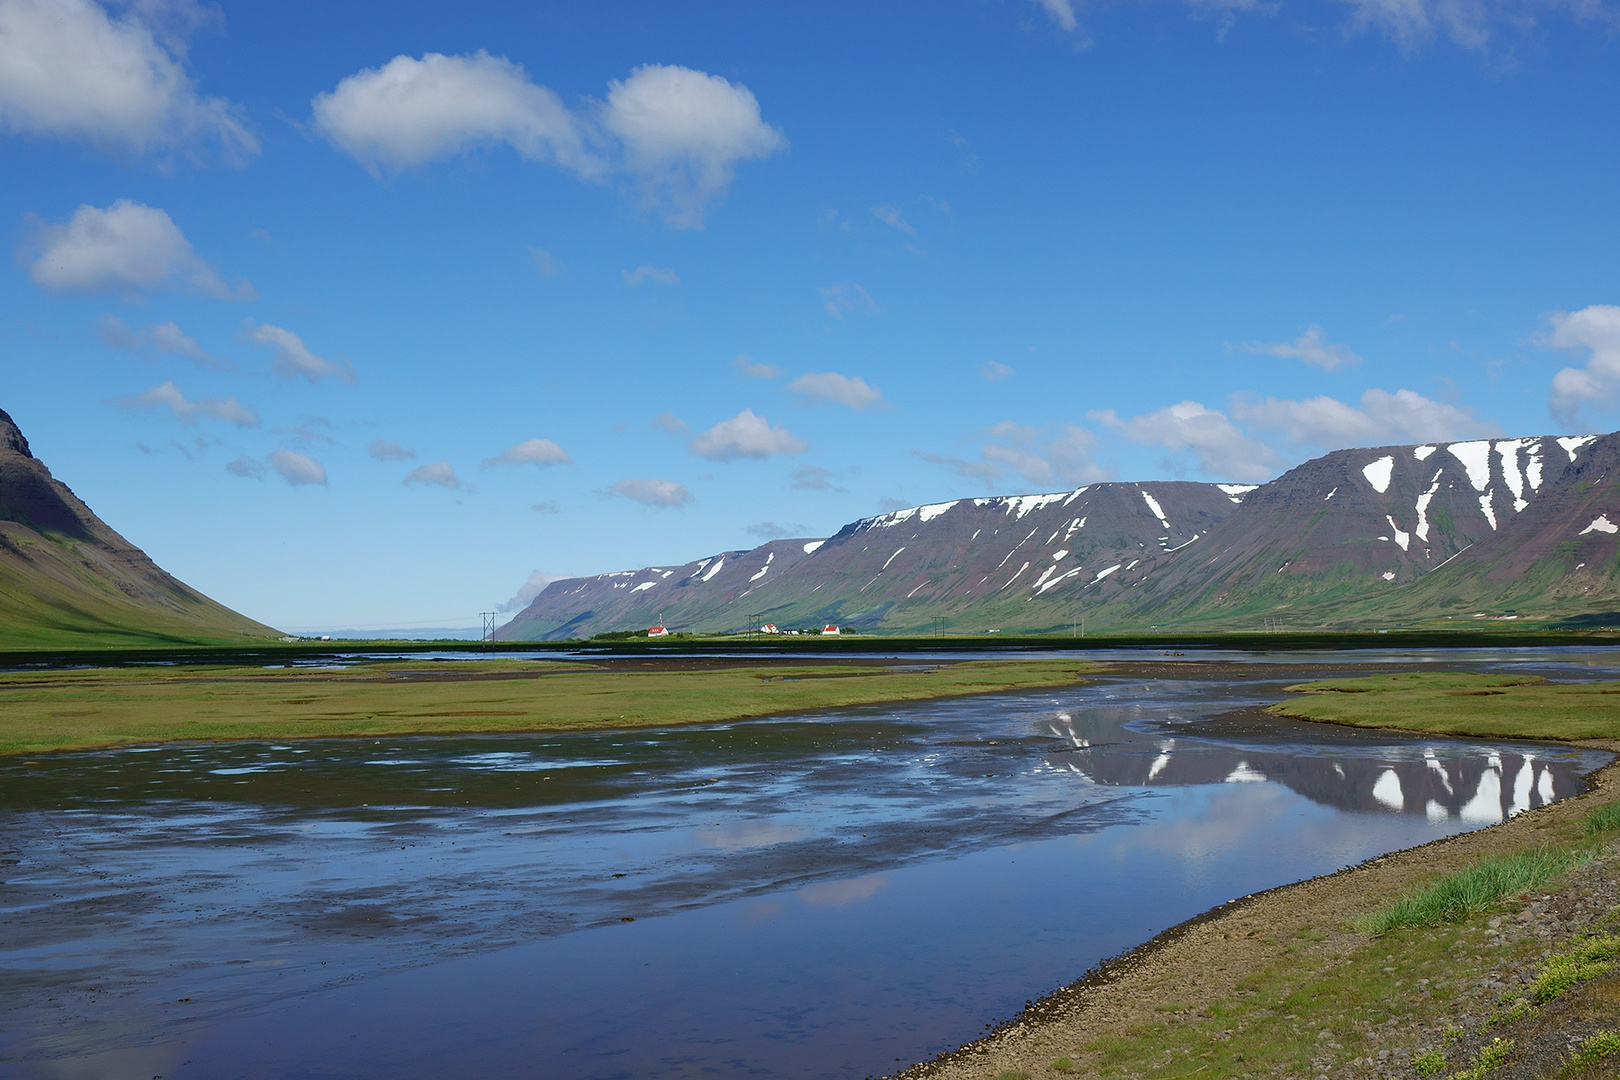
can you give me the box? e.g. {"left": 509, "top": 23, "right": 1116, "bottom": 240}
{"left": 1, "top": 648, "right": 1617, "bottom": 1079}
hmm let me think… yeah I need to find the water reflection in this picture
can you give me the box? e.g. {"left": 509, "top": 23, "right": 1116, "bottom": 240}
{"left": 0, "top": 667, "right": 1611, "bottom": 1080}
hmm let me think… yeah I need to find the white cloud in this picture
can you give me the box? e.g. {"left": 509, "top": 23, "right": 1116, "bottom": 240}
{"left": 622, "top": 264, "right": 679, "bottom": 287}
{"left": 936, "top": 421, "right": 1109, "bottom": 488}
{"left": 242, "top": 321, "right": 354, "bottom": 384}
{"left": 498, "top": 569, "right": 554, "bottom": 613}
{"left": 1230, "top": 388, "right": 1494, "bottom": 447}
{"left": 981, "top": 360, "right": 1015, "bottom": 381}
{"left": 819, "top": 282, "right": 879, "bottom": 320}
{"left": 224, "top": 455, "right": 263, "bottom": 479}
{"left": 368, "top": 439, "right": 415, "bottom": 461}
{"left": 484, "top": 437, "right": 570, "bottom": 467}
{"left": 22, "top": 199, "right": 250, "bottom": 299}
{"left": 1094, "top": 401, "right": 1283, "bottom": 482}
{"left": 688, "top": 409, "right": 808, "bottom": 461}
{"left": 312, "top": 56, "right": 783, "bottom": 227}
{"left": 0, "top": 0, "right": 254, "bottom": 158}
{"left": 652, "top": 412, "right": 689, "bottom": 435}
{"left": 602, "top": 64, "right": 787, "bottom": 229}
{"left": 310, "top": 50, "right": 595, "bottom": 177}
{"left": 787, "top": 371, "right": 885, "bottom": 410}
{"left": 528, "top": 245, "right": 559, "bottom": 277}
{"left": 1032, "top": 0, "right": 1079, "bottom": 31}
{"left": 732, "top": 353, "right": 782, "bottom": 379}
{"left": 1547, "top": 305, "right": 1620, "bottom": 425}
{"left": 404, "top": 461, "right": 460, "bottom": 488}
{"left": 119, "top": 379, "right": 257, "bottom": 427}
{"left": 791, "top": 464, "right": 845, "bottom": 492}
{"left": 1341, "top": 0, "right": 1495, "bottom": 51}
{"left": 613, "top": 477, "right": 692, "bottom": 507}
{"left": 270, "top": 448, "right": 327, "bottom": 486}
{"left": 871, "top": 204, "right": 916, "bottom": 236}
{"left": 1243, "top": 325, "right": 1362, "bottom": 371}
{"left": 97, "top": 313, "right": 224, "bottom": 367}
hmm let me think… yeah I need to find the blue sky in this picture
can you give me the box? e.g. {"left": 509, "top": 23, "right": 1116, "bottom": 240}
{"left": 3, "top": 0, "right": 1618, "bottom": 632}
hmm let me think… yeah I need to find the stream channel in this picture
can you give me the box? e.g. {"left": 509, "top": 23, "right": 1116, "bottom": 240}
{"left": 0, "top": 648, "right": 1615, "bottom": 1079}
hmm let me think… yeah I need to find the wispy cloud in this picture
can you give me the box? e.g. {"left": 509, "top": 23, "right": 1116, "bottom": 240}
{"left": 1242, "top": 325, "right": 1362, "bottom": 372}
{"left": 612, "top": 477, "right": 692, "bottom": 507}
{"left": 787, "top": 371, "right": 885, "bottom": 410}
{"left": 819, "top": 282, "right": 879, "bottom": 321}
{"left": 732, "top": 353, "right": 782, "bottom": 379}
{"left": 980, "top": 360, "right": 1015, "bottom": 381}
{"left": 242, "top": 321, "right": 355, "bottom": 383}
{"left": 97, "top": 314, "right": 226, "bottom": 368}
{"left": 269, "top": 448, "right": 327, "bottom": 486}
{"left": 405, "top": 461, "right": 460, "bottom": 488}
{"left": 368, "top": 439, "right": 415, "bottom": 461}
{"left": 622, "top": 264, "right": 679, "bottom": 287}
{"left": 483, "top": 437, "right": 570, "bottom": 467}
{"left": 689, "top": 409, "right": 808, "bottom": 461}
{"left": 118, "top": 380, "right": 257, "bottom": 427}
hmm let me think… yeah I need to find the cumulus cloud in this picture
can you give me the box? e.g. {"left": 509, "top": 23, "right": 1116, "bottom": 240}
{"left": 118, "top": 379, "right": 257, "bottom": 427}
{"left": 484, "top": 437, "right": 570, "bottom": 467}
{"left": 819, "top": 282, "right": 879, "bottom": 320}
{"left": 498, "top": 569, "right": 553, "bottom": 613}
{"left": 871, "top": 204, "right": 915, "bottom": 236}
{"left": 981, "top": 360, "right": 1015, "bottom": 381}
{"left": 1230, "top": 388, "right": 1495, "bottom": 448}
{"left": 929, "top": 422, "right": 1108, "bottom": 488}
{"left": 652, "top": 412, "right": 689, "bottom": 435}
{"left": 1547, "top": 305, "right": 1620, "bottom": 425}
{"left": 97, "top": 313, "right": 224, "bottom": 367}
{"left": 242, "top": 321, "right": 354, "bottom": 384}
{"left": 368, "top": 439, "right": 415, "bottom": 461}
{"left": 732, "top": 353, "right": 781, "bottom": 379}
{"left": 787, "top": 371, "right": 885, "bottom": 410}
{"left": 688, "top": 409, "right": 808, "bottom": 461}
{"left": 22, "top": 199, "right": 250, "bottom": 300}
{"left": 1032, "top": 0, "right": 1080, "bottom": 31}
{"left": 270, "top": 448, "right": 327, "bottom": 486}
{"left": 310, "top": 50, "right": 594, "bottom": 177}
{"left": 1243, "top": 325, "right": 1362, "bottom": 372}
{"left": 1094, "top": 401, "right": 1282, "bottom": 482}
{"left": 613, "top": 477, "right": 692, "bottom": 507}
{"left": 0, "top": 0, "right": 255, "bottom": 158}
{"left": 602, "top": 64, "right": 787, "bottom": 229}
{"left": 622, "top": 264, "right": 679, "bottom": 286}
{"left": 312, "top": 56, "right": 783, "bottom": 227}
{"left": 404, "top": 461, "right": 460, "bottom": 488}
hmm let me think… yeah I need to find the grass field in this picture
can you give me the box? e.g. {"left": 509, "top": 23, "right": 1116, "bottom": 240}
{"left": 1269, "top": 672, "right": 1620, "bottom": 742}
{"left": 0, "top": 656, "right": 1092, "bottom": 756}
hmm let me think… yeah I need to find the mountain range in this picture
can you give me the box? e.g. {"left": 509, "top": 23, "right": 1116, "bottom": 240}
{"left": 0, "top": 408, "right": 275, "bottom": 649}
{"left": 498, "top": 432, "right": 1620, "bottom": 639}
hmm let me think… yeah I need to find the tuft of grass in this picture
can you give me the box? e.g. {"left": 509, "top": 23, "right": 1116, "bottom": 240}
{"left": 1481, "top": 996, "right": 1537, "bottom": 1030}
{"left": 1414, "top": 1048, "right": 1447, "bottom": 1076}
{"left": 1582, "top": 802, "right": 1620, "bottom": 837}
{"left": 1530, "top": 935, "right": 1620, "bottom": 1003}
{"left": 1448, "top": 1037, "right": 1514, "bottom": 1080}
{"left": 1354, "top": 849, "right": 1589, "bottom": 935}
{"left": 1559, "top": 1029, "right": 1620, "bottom": 1078}
{"left": 1049, "top": 1056, "right": 1075, "bottom": 1072}
{"left": 993, "top": 1072, "right": 1031, "bottom": 1080}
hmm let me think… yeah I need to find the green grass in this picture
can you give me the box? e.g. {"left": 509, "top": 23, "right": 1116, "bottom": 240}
{"left": 1354, "top": 848, "right": 1593, "bottom": 936}
{"left": 1414, "top": 1048, "right": 1447, "bottom": 1075}
{"left": 1582, "top": 801, "right": 1620, "bottom": 836}
{"left": 0, "top": 656, "right": 1093, "bottom": 755}
{"left": 1271, "top": 671, "right": 1620, "bottom": 741}
{"left": 1530, "top": 935, "right": 1620, "bottom": 1003}
{"left": 1560, "top": 1029, "right": 1620, "bottom": 1077}
{"left": 1448, "top": 1037, "right": 1514, "bottom": 1080}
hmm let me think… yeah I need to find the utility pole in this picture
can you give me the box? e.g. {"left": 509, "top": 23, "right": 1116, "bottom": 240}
{"left": 480, "top": 612, "right": 497, "bottom": 643}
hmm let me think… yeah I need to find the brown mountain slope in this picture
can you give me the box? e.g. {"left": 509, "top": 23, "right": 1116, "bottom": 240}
{"left": 0, "top": 408, "right": 279, "bottom": 649}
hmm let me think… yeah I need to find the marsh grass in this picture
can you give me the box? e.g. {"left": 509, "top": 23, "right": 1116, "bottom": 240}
{"left": 0, "top": 657, "right": 1092, "bottom": 755}
{"left": 1581, "top": 801, "right": 1620, "bottom": 836}
{"left": 1354, "top": 849, "right": 1591, "bottom": 936}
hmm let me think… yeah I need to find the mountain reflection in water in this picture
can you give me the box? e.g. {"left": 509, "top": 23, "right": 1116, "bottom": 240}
{"left": 1045, "top": 704, "right": 1584, "bottom": 825}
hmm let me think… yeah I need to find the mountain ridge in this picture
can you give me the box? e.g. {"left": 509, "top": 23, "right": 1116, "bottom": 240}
{"left": 499, "top": 433, "right": 1620, "bottom": 639}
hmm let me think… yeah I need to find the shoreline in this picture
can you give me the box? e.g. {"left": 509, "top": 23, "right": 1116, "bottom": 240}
{"left": 891, "top": 728, "right": 1620, "bottom": 1080}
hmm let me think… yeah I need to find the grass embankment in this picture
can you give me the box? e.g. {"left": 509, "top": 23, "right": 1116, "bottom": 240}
{"left": 0, "top": 656, "right": 1091, "bottom": 756}
{"left": 1267, "top": 672, "right": 1620, "bottom": 742}
{"left": 904, "top": 672, "right": 1620, "bottom": 1080}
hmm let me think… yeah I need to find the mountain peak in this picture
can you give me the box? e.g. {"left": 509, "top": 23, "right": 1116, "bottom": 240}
{"left": 0, "top": 408, "right": 34, "bottom": 459}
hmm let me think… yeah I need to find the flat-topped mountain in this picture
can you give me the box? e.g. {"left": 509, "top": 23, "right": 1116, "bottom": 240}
{"left": 498, "top": 433, "right": 1619, "bottom": 639}
{"left": 0, "top": 408, "right": 278, "bottom": 649}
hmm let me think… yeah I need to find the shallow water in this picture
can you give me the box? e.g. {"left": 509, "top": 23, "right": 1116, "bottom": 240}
{"left": 0, "top": 659, "right": 1611, "bottom": 1078}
